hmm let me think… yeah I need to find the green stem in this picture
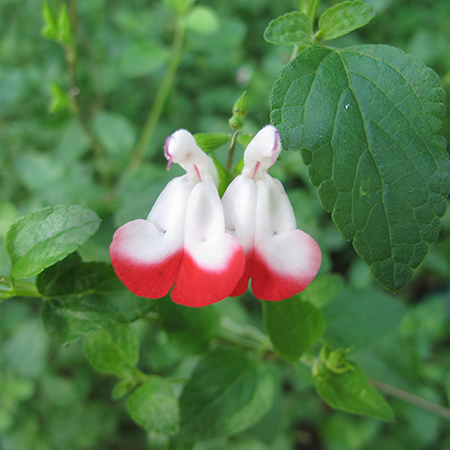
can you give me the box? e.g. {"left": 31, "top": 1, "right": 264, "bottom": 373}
{"left": 65, "top": 0, "right": 109, "bottom": 184}
{"left": 0, "top": 277, "right": 41, "bottom": 300}
{"left": 369, "top": 378, "right": 450, "bottom": 421}
{"left": 226, "top": 130, "right": 239, "bottom": 172}
{"left": 301, "top": 0, "right": 321, "bottom": 23}
{"left": 130, "top": 21, "right": 186, "bottom": 169}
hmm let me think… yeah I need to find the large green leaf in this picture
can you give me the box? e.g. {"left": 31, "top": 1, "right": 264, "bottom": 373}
{"left": 316, "top": 1, "right": 376, "bottom": 41}
{"left": 127, "top": 376, "right": 179, "bottom": 435}
{"left": 271, "top": 44, "right": 450, "bottom": 292}
{"left": 263, "top": 296, "right": 325, "bottom": 362}
{"left": 6, "top": 205, "right": 100, "bottom": 279}
{"left": 38, "top": 253, "right": 153, "bottom": 344}
{"left": 178, "top": 348, "right": 274, "bottom": 440}
{"left": 316, "top": 361, "right": 394, "bottom": 421}
{"left": 322, "top": 287, "right": 407, "bottom": 348}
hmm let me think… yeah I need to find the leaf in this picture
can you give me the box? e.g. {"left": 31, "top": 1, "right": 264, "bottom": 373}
{"left": 92, "top": 111, "right": 136, "bottom": 155}
{"left": 49, "top": 81, "right": 70, "bottom": 113}
{"left": 41, "top": 1, "right": 58, "bottom": 40}
{"left": 264, "top": 11, "right": 312, "bottom": 47}
{"left": 127, "top": 376, "right": 179, "bottom": 435}
{"left": 194, "top": 133, "right": 230, "bottom": 153}
{"left": 120, "top": 42, "right": 170, "bottom": 78}
{"left": 84, "top": 323, "right": 139, "bottom": 375}
{"left": 6, "top": 205, "right": 101, "bottom": 279}
{"left": 316, "top": 1, "right": 376, "bottom": 41}
{"left": 263, "top": 296, "right": 325, "bottom": 362}
{"left": 57, "top": 4, "right": 73, "bottom": 45}
{"left": 186, "top": 6, "right": 220, "bottom": 35}
{"left": 270, "top": 45, "right": 450, "bottom": 292}
{"left": 37, "top": 253, "right": 153, "bottom": 344}
{"left": 157, "top": 299, "right": 220, "bottom": 354}
{"left": 322, "top": 287, "right": 407, "bottom": 348}
{"left": 316, "top": 361, "right": 394, "bottom": 421}
{"left": 300, "top": 273, "right": 345, "bottom": 308}
{"left": 178, "top": 348, "right": 274, "bottom": 440}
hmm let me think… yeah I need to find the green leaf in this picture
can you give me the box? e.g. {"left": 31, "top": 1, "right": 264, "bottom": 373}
{"left": 163, "top": 0, "right": 196, "bottom": 17}
{"left": 316, "top": 361, "right": 394, "bottom": 421}
{"left": 194, "top": 133, "right": 230, "bottom": 153}
{"left": 316, "top": 1, "right": 376, "bottom": 41}
{"left": 210, "top": 155, "right": 232, "bottom": 197}
{"left": 92, "top": 111, "right": 136, "bottom": 155}
{"left": 37, "top": 253, "right": 153, "bottom": 344}
{"left": 57, "top": 4, "right": 73, "bottom": 45}
{"left": 49, "top": 81, "right": 70, "bottom": 113}
{"left": 186, "top": 6, "right": 220, "bottom": 35}
{"left": 6, "top": 205, "right": 101, "bottom": 279}
{"left": 322, "top": 287, "right": 407, "bottom": 349}
{"left": 264, "top": 11, "right": 312, "bottom": 47}
{"left": 263, "top": 296, "right": 325, "bottom": 362}
{"left": 157, "top": 299, "right": 220, "bottom": 354}
{"left": 84, "top": 323, "right": 139, "bottom": 375}
{"left": 178, "top": 348, "right": 274, "bottom": 440}
{"left": 270, "top": 45, "right": 450, "bottom": 292}
{"left": 41, "top": 1, "right": 58, "bottom": 40}
{"left": 127, "top": 376, "right": 179, "bottom": 435}
{"left": 120, "top": 42, "right": 170, "bottom": 78}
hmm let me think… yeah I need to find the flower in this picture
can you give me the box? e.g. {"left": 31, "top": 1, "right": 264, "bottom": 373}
{"left": 222, "top": 125, "right": 321, "bottom": 301}
{"left": 110, "top": 130, "right": 245, "bottom": 307}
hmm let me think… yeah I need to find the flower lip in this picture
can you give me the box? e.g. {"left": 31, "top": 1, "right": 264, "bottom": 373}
{"left": 165, "top": 135, "right": 174, "bottom": 171}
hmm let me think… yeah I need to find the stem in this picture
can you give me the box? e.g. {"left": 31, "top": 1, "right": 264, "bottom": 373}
{"left": 370, "top": 378, "right": 450, "bottom": 421}
{"left": 131, "top": 21, "right": 186, "bottom": 169}
{"left": 65, "top": 0, "right": 109, "bottom": 184}
{"left": 0, "top": 277, "right": 41, "bottom": 299}
{"left": 301, "top": 0, "right": 321, "bottom": 23}
{"left": 226, "top": 130, "right": 239, "bottom": 171}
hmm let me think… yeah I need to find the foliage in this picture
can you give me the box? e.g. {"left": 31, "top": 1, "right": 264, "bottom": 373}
{"left": 1, "top": 0, "right": 450, "bottom": 448}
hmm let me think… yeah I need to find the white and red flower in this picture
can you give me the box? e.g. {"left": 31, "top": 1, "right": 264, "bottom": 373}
{"left": 221, "top": 125, "right": 322, "bottom": 301}
{"left": 110, "top": 129, "right": 245, "bottom": 307}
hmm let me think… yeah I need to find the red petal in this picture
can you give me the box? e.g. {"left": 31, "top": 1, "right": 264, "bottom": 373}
{"left": 230, "top": 251, "right": 254, "bottom": 297}
{"left": 251, "top": 234, "right": 321, "bottom": 301}
{"left": 171, "top": 244, "right": 245, "bottom": 307}
{"left": 111, "top": 249, "right": 183, "bottom": 299}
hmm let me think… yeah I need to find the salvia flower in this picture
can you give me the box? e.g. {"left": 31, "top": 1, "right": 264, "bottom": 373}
{"left": 222, "top": 125, "right": 322, "bottom": 301}
{"left": 110, "top": 129, "right": 245, "bottom": 307}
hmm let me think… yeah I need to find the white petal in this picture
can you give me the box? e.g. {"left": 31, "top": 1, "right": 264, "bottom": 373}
{"left": 221, "top": 174, "right": 257, "bottom": 253}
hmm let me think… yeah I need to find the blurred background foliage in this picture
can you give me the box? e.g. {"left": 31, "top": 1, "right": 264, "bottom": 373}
{"left": 1, "top": 0, "right": 450, "bottom": 449}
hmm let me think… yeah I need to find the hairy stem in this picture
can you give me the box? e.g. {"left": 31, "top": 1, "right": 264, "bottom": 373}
{"left": 370, "top": 378, "right": 450, "bottom": 421}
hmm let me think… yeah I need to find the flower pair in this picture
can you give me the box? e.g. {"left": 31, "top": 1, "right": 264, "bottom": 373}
{"left": 110, "top": 125, "right": 321, "bottom": 307}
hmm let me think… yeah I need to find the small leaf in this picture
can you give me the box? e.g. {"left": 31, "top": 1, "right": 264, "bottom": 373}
{"left": 41, "top": 1, "right": 58, "bottom": 40}
{"left": 263, "top": 296, "right": 325, "bottom": 362}
{"left": 163, "top": 0, "right": 196, "bottom": 17}
{"left": 264, "top": 11, "right": 312, "bottom": 47}
{"left": 315, "top": 361, "right": 394, "bottom": 421}
{"left": 127, "top": 376, "right": 179, "bottom": 435}
{"left": 194, "top": 133, "right": 230, "bottom": 153}
{"left": 38, "top": 253, "right": 153, "bottom": 344}
{"left": 186, "top": 6, "right": 219, "bottom": 35}
{"left": 270, "top": 45, "right": 450, "bottom": 292}
{"left": 49, "top": 81, "right": 70, "bottom": 113}
{"left": 236, "top": 134, "right": 253, "bottom": 149}
{"left": 316, "top": 1, "right": 376, "bottom": 41}
{"left": 178, "top": 348, "right": 274, "bottom": 440}
{"left": 157, "top": 299, "right": 220, "bottom": 354}
{"left": 84, "top": 323, "right": 139, "bottom": 375}
{"left": 6, "top": 205, "right": 100, "bottom": 279}
{"left": 210, "top": 155, "right": 232, "bottom": 197}
{"left": 57, "top": 4, "right": 73, "bottom": 45}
